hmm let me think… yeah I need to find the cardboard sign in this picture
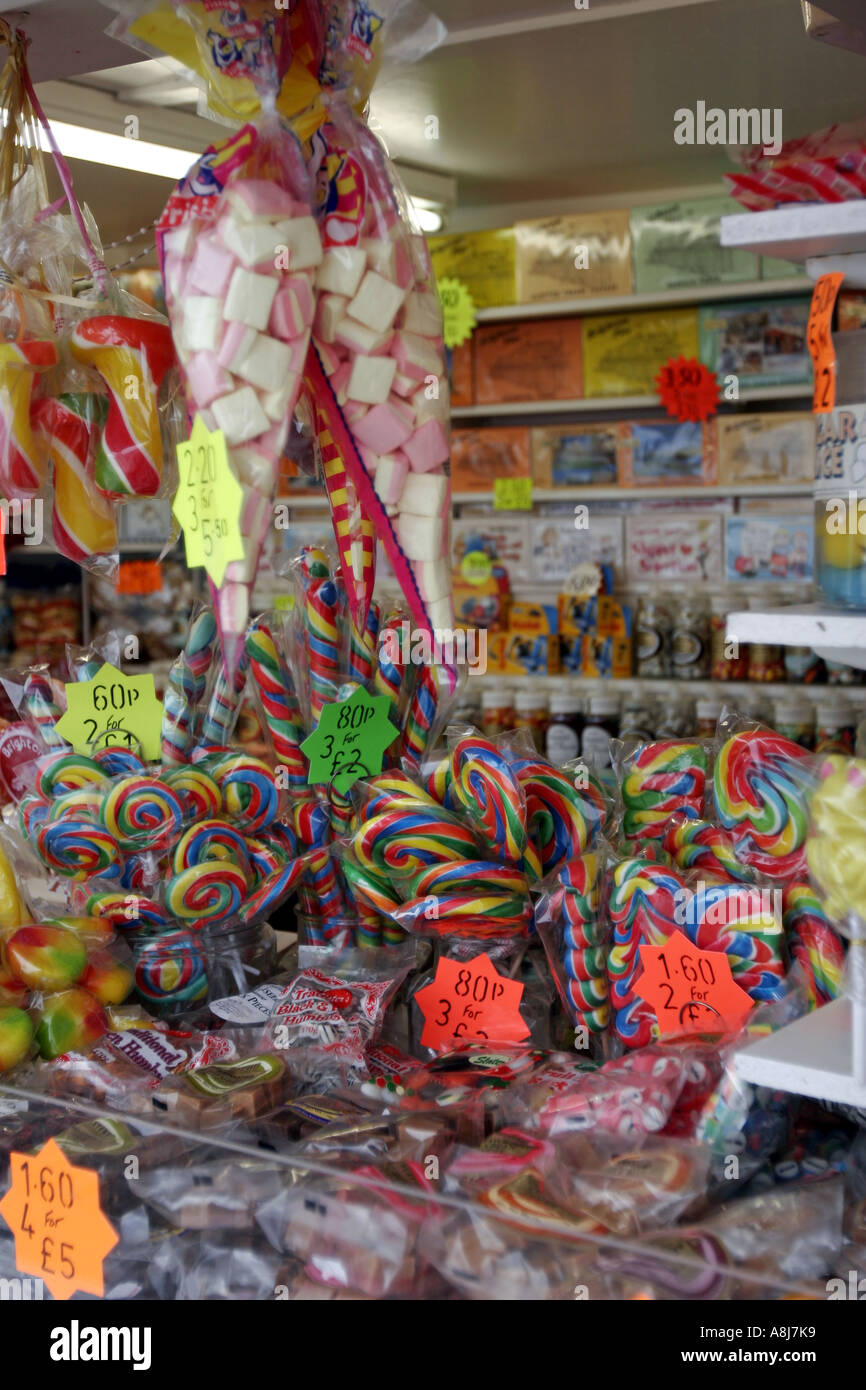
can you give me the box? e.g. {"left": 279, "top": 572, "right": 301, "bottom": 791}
{"left": 55, "top": 662, "right": 162, "bottom": 762}
{"left": 414, "top": 952, "right": 529, "bottom": 1050}
{"left": 173, "top": 415, "right": 244, "bottom": 587}
{"left": 0, "top": 1137, "right": 119, "bottom": 1300}
{"left": 301, "top": 686, "right": 396, "bottom": 794}
{"left": 634, "top": 929, "right": 754, "bottom": 1037}
{"left": 807, "top": 272, "right": 844, "bottom": 413}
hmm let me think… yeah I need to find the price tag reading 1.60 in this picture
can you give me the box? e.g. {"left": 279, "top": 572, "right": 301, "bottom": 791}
{"left": 0, "top": 1138, "right": 118, "bottom": 1300}
{"left": 173, "top": 415, "right": 244, "bottom": 588}
{"left": 635, "top": 928, "right": 754, "bottom": 1038}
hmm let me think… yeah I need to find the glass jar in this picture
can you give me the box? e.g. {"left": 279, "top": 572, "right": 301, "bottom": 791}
{"left": 670, "top": 593, "right": 710, "bottom": 680}
{"left": 695, "top": 697, "right": 722, "bottom": 739}
{"left": 746, "top": 596, "right": 785, "bottom": 683}
{"left": 545, "top": 690, "right": 583, "bottom": 765}
{"left": 814, "top": 695, "right": 856, "bottom": 755}
{"left": 784, "top": 646, "right": 823, "bottom": 684}
{"left": 773, "top": 696, "right": 815, "bottom": 750}
{"left": 480, "top": 684, "right": 513, "bottom": 738}
{"left": 132, "top": 920, "right": 277, "bottom": 1018}
{"left": 635, "top": 592, "right": 672, "bottom": 678}
{"left": 814, "top": 356, "right": 866, "bottom": 608}
{"left": 513, "top": 689, "right": 548, "bottom": 753}
{"left": 709, "top": 592, "right": 748, "bottom": 680}
{"left": 619, "top": 689, "right": 656, "bottom": 742}
{"left": 657, "top": 701, "right": 694, "bottom": 739}
{"left": 581, "top": 692, "right": 620, "bottom": 768}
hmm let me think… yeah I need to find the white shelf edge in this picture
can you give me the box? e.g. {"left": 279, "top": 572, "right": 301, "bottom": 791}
{"left": 474, "top": 277, "right": 809, "bottom": 323}
{"left": 721, "top": 201, "right": 866, "bottom": 262}
{"left": 727, "top": 605, "right": 866, "bottom": 668}
{"left": 452, "top": 384, "right": 811, "bottom": 419}
{"left": 281, "top": 480, "right": 814, "bottom": 511}
{"left": 466, "top": 673, "right": 866, "bottom": 698}
{"left": 734, "top": 998, "right": 866, "bottom": 1107}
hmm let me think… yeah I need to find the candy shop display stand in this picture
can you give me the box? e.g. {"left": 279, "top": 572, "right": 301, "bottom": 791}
{"left": 727, "top": 605, "right": 866, "bottom": 672}
{"left": 735, "top": 997, "right": 866, "bottom": 1107}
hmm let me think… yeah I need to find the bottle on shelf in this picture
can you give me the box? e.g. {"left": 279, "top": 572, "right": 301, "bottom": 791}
{"left": 635, "top": 590, "right": 672, "bottom": 679}
{"left": 481, "top": 684, "right": 514, "bottom": 738}
{"left": 619, "top": 688, "right": 656, "bottom": 742}
{"left": 545, "top": 689, "right": 583, "bottom": 764}
{"left": 709, "top": 591, "right": 748, "bottom": 680}
{"left": 670, "top": 592, "right": 710, "bottom": 680}
{"left": 514, "top": 688, "right": 548, "bottom": 753}
{"left": 773, "top": 694, "right": 815, "bottom": 750}
{"left": 695, "top": 696, "right": 722, "bottom": 739}
{"left": 814, "top": 694, "right": 856, "bottom": 755}
{"left": 746, "top": 592, "right": 786, "bottom": 683}
{"left": 581, "top": 691, "right": 620, "bottom": 768}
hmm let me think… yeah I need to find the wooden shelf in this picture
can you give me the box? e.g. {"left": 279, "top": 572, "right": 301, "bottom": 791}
{"left": 474, "top": 277, "right": 809, "bottom": 323}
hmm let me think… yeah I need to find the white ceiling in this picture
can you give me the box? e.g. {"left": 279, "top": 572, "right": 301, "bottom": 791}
{"left": 2, "top": 0, "right": 864, "bottom": 248}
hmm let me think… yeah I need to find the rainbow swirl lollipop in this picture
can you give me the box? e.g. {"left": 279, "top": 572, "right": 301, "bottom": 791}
{"left": 172, "top": 818, "right": 250, "bottom": 876}
{"left": 133, "top": 930, "right": 207, "bottom": 1008}
{"left": 513, "top": 757, "right": 600, "bottom": 875}
{"left": 162, "top": 765, "right": 222, "bottom": 820}
{"left": 450, "top": 735, "right": 527, "bottom": 866}
{"left": 684, "top": 882, "right": 786, "bottom": 1001}
{"left": 662, "top": 812, "right": 755, "bottom": 883}
{"left": 167, "top": 861, "right": 249, "bottom": 925}
{"left": 341, "top": 855, "right": 402, "bottom": 918}
{"left": 607, "top": 859, "right": 689, "bottom": 1050}
{"left": 354, "top": 805, "right": 478, "bottom": 878}
{"left": 35, "top": 751, "right": 105, "bottom": 799}
{"left": 713, "top": 729, "right": 814, "bottom": 881}
{"left": 35, "top": 819, "right": 120, "bottom": 880}
{"left": 552, "top": 854, "right": 608, "bottom": 1033}
{"left": 101, "top": 776, "right": 185, "bottom": 852}
{"left": 211, "top": 754, "right": 280, "bottom": 833}
{"left": 620, "top": 740, "right": 707, "bottom": 842}
{"left": 782, "top": 881, "right": 845, "bottom": 1006}
{"left": 85, "top": 892, "right": 168, "bottom": 934}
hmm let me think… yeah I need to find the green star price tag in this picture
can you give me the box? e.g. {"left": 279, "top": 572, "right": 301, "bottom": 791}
{"left": 301, "top": 686, "right": 397, "bottom": 794}
{"left": 494, "top": 476, "right": 533, "bottom": 510}
{"left": 438, "top": 277, "right": 476, "bottom": 350}
{"left": 173, "top": 414, "right": 244, "bottom": 587}
{"left": 55, "top": 663, "right": 163, "bottom": 761}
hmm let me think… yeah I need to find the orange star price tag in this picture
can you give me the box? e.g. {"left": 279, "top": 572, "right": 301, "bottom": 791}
{"left": 807, "top": 271, "right": 844, "bottom": 414}
{"left": 634, "top": 928, "right": 754, "bottom": 1038}
{"left": 0, "top": 1137, "right": 119, "bottom": 1300}
{"left": 414, "top": 952, "right": 530, "bottom": 1050}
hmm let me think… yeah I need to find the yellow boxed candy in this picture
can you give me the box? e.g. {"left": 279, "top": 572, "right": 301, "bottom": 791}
{"left": 428, "top": 230, "right": 516, "bottom": 309}
{"left": 582, "top": 307, "right": 699, "bottom": 398}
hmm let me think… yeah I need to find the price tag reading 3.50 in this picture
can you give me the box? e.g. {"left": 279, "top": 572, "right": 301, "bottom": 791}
{"left": 0, "top": 1138, "right": 118, "bottom": 1300}
{"left": 173, "top": 415, "right": 244, "bottom": 587}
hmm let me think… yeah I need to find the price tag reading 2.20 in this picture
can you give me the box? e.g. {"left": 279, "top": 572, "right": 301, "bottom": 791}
{"left": 0, "top": 1138, "right": 119, "bottom": 1301}
{"left": 301, "top": 685, "right": 397, "bottom": 795}
{"left": 173, "top": 414, "right": 244, "bottom": 588}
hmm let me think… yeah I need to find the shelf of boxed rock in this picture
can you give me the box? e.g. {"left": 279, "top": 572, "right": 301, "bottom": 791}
{"left": 472, "top": 276, "right": 810, "bottom": 322}
{"left": 450, "top": 382, "right": 810, "bottom": 421}
{"left": 726, "top": 604, "right": 866, "bottom": 671}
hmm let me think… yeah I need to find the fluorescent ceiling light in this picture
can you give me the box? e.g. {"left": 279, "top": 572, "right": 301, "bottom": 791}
{"left": 409, "top": 197, "right": 444, "bottom": 233}
{"left": 48, "top": 121, "right": 195, "bottom": 179}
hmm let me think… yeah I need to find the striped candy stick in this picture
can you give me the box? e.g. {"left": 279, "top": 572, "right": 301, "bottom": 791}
{"left": 348, "top": 599, "right": 381, "bottom": 685}
{"left": 162, "top": 608, "right": 218, "bottom": 764}
{"left": 402, "top": 664, "right": 441, "bottom": 769}
{"left": 200, "top": 640, "right": 250, "bottom": 748}
{"left": 245, "top": 617, "right": 307, "bottom": 789}
{"left": 306, "top": 576, "right": 341, "bottom": 727}
{"left": 23, "top": 670, "right": 67, "bottom": 749}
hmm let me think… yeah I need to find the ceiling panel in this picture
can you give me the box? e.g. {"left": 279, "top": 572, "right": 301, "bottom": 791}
{"left": 372, "top": 0, "right": 866, "bottom": 208}
{"left": 0, "top": 0, "right": 139, "bottom": 81}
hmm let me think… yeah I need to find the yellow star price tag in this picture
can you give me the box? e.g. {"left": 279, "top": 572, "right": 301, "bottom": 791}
{"left": 438, "top": 277, "right": 476, "bottom": 350}
{"left": 55, "top": 662, "right": 163, "bottom": 762}
{"left": 173, "top": 414, "right": 244, "bottom": 587}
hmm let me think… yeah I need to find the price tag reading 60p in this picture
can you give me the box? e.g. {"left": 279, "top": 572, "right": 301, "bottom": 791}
{"left": 55, "top": 662, "right": 163, "bottom": 762}
{"left": 0, "top": 1137, "right": 119, "bottom": 1300}
{"left": 173, "top": 414, "right": 244, "bottom": 587}
{"left": 301, "top": 685, "right": 397, "bottom": 794}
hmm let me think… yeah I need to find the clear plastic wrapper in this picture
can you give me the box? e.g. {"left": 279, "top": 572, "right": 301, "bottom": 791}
{"left": 612, "top": 736, "right": 710, "bottom": 843}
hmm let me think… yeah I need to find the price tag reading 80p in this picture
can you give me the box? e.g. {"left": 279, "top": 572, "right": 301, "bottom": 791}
{"left": 301, "top": 685, "right": 398, "bottom": 795}
{"left": 173, "top": 414, "right": 244, "bottom": 587}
